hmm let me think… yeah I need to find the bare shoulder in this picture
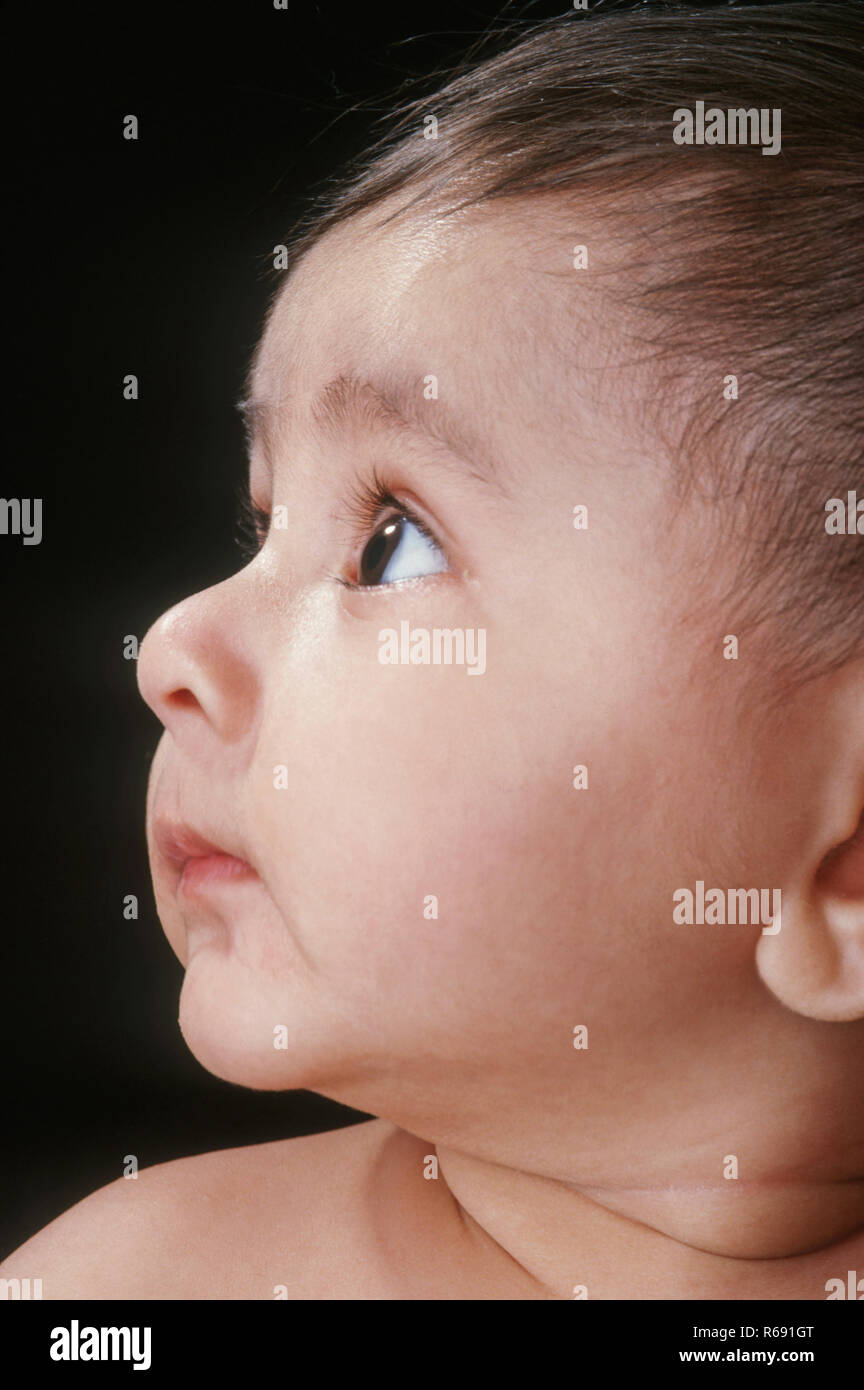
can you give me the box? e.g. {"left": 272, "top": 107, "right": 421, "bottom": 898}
{"left": 0, "top": 1118, "right": 401, "bottom": 1300}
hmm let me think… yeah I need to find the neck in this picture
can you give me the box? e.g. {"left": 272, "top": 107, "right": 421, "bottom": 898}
{"left": 435, "top": 1143, "right": 864, "bottom": 1299}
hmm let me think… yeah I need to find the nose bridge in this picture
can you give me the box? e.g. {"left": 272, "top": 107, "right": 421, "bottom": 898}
{"left": 137, "top": 568, "right": 260, "bottom": 745}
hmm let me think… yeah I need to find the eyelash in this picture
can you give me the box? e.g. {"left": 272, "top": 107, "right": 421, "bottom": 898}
{"left": 235, "top": 490, "right": 271, "bottom": 562}
{"left": 234, "top": 465, "right": 444, "bottom": 590}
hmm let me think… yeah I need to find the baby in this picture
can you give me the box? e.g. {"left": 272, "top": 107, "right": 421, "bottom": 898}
{"left": 3, "top": 0, "right": 863, "bottom": 1300}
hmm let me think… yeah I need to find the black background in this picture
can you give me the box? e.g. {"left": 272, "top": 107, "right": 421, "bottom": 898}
{"left": 1, "top": 0, "right": 771, "bottom": 1260}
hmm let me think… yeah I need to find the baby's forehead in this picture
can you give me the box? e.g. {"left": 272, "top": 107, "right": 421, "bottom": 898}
{"left": 254, "top": 203, "right": 500, "bottom": 380}
{"left": 250, "top": 197, "right": 621, "bottom": 453}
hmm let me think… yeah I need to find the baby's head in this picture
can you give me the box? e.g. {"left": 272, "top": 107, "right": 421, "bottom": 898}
{"left": 138, "top": 2, "right": 864, "bottom": 1257}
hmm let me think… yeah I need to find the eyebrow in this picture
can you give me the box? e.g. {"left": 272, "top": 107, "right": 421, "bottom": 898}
{"left": 235, "top": 372, "right": 503, "bottom": 491}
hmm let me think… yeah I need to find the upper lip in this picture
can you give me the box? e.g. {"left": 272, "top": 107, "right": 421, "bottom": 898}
{"left": 153, "top": 817, "right": 252, "bottom": 874}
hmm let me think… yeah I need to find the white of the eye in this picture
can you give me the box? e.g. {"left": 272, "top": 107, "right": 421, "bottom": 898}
{"left": 380, "top": 518, "right": 448, "bottom": 583}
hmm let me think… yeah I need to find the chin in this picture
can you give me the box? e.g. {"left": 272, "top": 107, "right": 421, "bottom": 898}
{"left": 174, "top": 966, "right": 340, "bottom": 1093}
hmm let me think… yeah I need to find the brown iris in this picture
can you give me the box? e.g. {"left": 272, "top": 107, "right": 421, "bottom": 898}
{"left": 357, "top": 517, "right": 404, "bottom": 586}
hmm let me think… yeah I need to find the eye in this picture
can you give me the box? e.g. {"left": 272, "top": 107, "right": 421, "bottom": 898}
{"left": 357, "top": 511, "right": 448, "bottom": 587}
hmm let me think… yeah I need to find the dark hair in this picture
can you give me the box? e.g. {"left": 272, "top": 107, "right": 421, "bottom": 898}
{"left": 260, "top": 1, "right": 864, "bottom": 685}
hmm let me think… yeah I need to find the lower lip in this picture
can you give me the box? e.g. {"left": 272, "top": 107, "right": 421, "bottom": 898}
{"left": 179, "top": 854, "right": 257, "bottom": 897}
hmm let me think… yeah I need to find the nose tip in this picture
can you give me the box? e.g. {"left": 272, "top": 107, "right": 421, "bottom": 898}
{"left": 137, "top": 603, "right": 198, "bottom": 728}
{"left": 136, "top": 586, "right": 257, "bottom": 747}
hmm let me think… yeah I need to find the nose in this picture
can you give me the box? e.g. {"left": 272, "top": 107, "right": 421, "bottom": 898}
{"left": 137, "top": 578, "right": 259, "bottom": 748}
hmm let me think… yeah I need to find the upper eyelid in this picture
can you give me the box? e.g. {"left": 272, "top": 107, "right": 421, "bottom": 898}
{"left": 340, "top": 467, "right": 443, "bottom": 547}
{"left": 239, "top": 478, "right": 446, "bottom": 552}
{"left": 235, "top": 475, "right": 453, "bottom": 590}
{"left": 374, "top": 498, "right": 440, "bottom": 548}
{"left": 240, "top": 494, "right": 439, "bottom": 546}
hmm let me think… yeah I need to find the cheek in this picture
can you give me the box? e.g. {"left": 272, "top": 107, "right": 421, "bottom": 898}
{"left": 251, "top": 635, "right": 622, "bottom": 1018}
{"left": 246, "top": 575, "right": 744, "bottom": 1046}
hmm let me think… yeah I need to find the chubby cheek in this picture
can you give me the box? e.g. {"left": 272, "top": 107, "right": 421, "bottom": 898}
{"left": 257, "top": 650, "right": 532, "bottom": 988}
{"left": 244, "top": 557, "right": 750, "bottom": 1064}
{"left": 251, "top": 616, "right": 633, "bottom": 1053}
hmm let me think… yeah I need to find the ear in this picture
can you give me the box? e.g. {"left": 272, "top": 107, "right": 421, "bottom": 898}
{"left": 756, "top": 672, "right": 864, "bottom": 1021}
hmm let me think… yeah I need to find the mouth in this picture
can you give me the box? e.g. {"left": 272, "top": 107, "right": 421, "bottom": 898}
{"left": 153, "top": 818, "right": 258, "bottom": 900}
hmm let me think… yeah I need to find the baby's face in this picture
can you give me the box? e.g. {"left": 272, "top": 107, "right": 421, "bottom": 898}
{"left": 138, "top": 199, "right": 797, "bottom": 1178}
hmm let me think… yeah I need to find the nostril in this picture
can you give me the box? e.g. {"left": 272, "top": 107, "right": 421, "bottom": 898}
{"left": 170, "top": 689, "right": 200, "bottom": 712}
{"left": 816, "top": 808, "right": 864, "bottom": 899}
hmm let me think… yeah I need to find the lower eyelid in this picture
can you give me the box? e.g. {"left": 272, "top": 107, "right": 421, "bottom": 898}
{"left": 338, "top": 572, "right": 461, "bottom": 617}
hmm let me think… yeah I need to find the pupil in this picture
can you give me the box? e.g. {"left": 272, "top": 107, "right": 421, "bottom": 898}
{"left": 359, "top": 517, "right": 402, "bottom": 585}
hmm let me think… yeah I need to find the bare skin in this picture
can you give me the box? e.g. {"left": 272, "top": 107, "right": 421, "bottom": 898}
{"left": 3, "top": 196, "right": 863, "bottom": 1300}
{"left": 3, "top": 1120, "right": 863, "bottom": 1299}
{"left": 1, "top": 1121, "right": 538, "bottom": 1301}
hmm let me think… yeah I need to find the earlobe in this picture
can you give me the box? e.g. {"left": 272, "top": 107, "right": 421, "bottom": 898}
{"left": 756, "top": 810, "right": 864, "bottom": 1022}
